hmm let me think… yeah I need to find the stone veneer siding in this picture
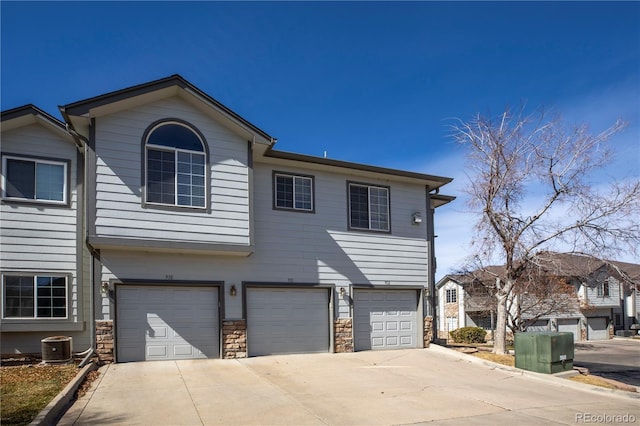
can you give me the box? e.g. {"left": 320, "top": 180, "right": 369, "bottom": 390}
{"left": 334, "top": 317, "right": 353, "bottom": 353}
{"left": 222, "top": 320, "right": 247, "bottom": 359}
{"left": 96, "top": 320, "right": 114, "bottom": 363}
{"left": 423, "top": 316, "right": 433, "bottom": 348}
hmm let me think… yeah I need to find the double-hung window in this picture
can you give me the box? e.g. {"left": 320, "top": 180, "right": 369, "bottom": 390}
{"left": 3, "top": 275, "right": 67, "bottom": 319}
{"left": 597, "top": 280, "right": 610, "bottom": 297}
{"left": 446, "top": 288, "right": 457, "bottom": 303}
{"left": 274, "top": 172, "right": 314, "bottom": 212}
{"left": 2, "top": 155, "right": 67, "bottom": 204}
{"left": 145, "top": 121, "right": 207, "bottom": 208}
{"left": 348, "top": 182, "right": 390, "bottom": 232}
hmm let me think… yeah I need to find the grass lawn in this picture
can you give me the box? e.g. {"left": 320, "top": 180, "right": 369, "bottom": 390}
{"left": 1, "top": 364, "right": 79, "bottom": 426}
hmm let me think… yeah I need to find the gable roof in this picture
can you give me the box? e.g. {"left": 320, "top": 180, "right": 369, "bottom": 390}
{"left": 439, "top": 252, "right": 640, "bottom": 289}
{"left": 1, "top": 104, "right": 77, "bottom": 146}
{"left": 2, "top": 104, "right": 66, "bottom": 129}
{"left": 60, "top": 74, "right": 274, "bottom": 145}
{"left": 58, "top": 74, "right": 455, "bottom": 200}
{"left": 532, "top": 252, "right": 640, "bottom": 285}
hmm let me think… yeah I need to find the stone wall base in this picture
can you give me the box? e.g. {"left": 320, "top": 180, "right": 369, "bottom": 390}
{"left": 423, "top": 316, "right": 433, "bottom": 348}
{"left": 95, "top": 320, "right": 114, "bottom": 363}
{"left": 334, "top": 318, "right": 353, "bottom": 353}
{"left": 223, "top": 320, "right": 247, "bottom": 359}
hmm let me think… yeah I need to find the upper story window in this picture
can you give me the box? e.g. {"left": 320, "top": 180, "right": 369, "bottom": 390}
{"left": 596, "top": 280, "right": 610, "bottom": 297}
{"left": 274, "top": 172, "right": 314, "bottom": 212}
{"left": 144, "top": 121, "right": 207, "bottom": 209}
{"left": 3, "top": 274, "right": 67, "bottom": 319}
{"left": 1, "top": 154, "right": 68, "bottom": 205}
{"left": 348, "top": 182, "right": 390, "bottom": 232}
{"left": 446, "top": 288, "right": 457, "bottom": 303}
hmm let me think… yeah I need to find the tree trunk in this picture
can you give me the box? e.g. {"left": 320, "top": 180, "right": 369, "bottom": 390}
{"left": 493, "top": 291, "right": 509, "bottom": 355}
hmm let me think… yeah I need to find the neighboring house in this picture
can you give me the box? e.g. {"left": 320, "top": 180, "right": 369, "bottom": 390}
{"left": 436, "top": 253, "right": 640, "bottom": 342}
{"left": 1, "top": 105, "right": 91, "bottom": 354}
{"left": 1, "top": 75, "right": 455, "bottom": 362}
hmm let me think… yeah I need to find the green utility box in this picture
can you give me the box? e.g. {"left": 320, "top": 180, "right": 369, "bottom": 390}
{"left": 514, "top": 332, "right": 574, "bottom": 374}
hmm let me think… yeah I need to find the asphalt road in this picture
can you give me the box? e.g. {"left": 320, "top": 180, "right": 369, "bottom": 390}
{"left": 573, "top": 338, "right": 640, "bottom": 387}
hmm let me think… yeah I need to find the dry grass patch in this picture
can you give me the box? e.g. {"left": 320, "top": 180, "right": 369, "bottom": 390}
{"left": 1, "top": 364, "right": 78, "bottom": 426}
{"left": 569, "top": 374, "right": 618, "bottom": 390}
{"left": 471, "top": 351, "right": 515, "bottom": 367}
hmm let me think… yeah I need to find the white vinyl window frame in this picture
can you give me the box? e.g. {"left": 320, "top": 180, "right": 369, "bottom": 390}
{"left": 143, "top": 121, "right": 208, "bottom": 210}
{"left": 145, "top": 146, "right": 206, "bottom": 208}
{"left": 1, "top": 154, "right": 69, "bottom": 205}
{"left": 446, "top": 288, "right": 457, "bottom": 303}
{"left": 2, "top": 274, "right": 69, "bottom": 319}
{"left": 273, "top": 172, "right": 315, "bottom": 212}
{"left": 348, "top": 182, "right": 390, "bottom": 232}
{"left": 596, "top": 280, "right": 610, "bottom": 297}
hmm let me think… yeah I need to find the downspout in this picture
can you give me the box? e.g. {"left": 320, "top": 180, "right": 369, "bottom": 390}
{"left": 425, "top": 187, "right": 436, "bottom": 341}
{"left": 59, "top": 106, "right": 96, "bottom": 367}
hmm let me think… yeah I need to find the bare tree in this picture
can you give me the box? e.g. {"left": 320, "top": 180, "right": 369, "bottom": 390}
{"left": 450, "top": 107, "right": 640, "bottom": 354}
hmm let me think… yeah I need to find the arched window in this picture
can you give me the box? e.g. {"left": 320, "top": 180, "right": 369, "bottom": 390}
{"left": 144, "top": 121, "right": 207, "bottom": 208}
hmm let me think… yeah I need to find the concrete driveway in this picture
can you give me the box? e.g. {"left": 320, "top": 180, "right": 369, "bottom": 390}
{"left": 60, "top": 345, "right": 639, "bottom": 426}
{"left": 574, "top": 337, "right": 640, "bottom": 387}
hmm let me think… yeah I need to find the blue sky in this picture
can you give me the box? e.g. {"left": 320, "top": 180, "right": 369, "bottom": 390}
{"left": 2, "top": 1, "right": 639, "bottom": 275}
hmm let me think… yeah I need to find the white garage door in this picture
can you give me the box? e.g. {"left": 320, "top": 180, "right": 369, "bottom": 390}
{"left": 246, "top": 287, "right": 330, "bottom": 356}
{"left": 587, "top": 317, "right": 609, "bottom": 340}
{"left": 557, "top": 318, "right": 580, "bottom": 342}
{"left": 354, "top": 289, "right": 419, "bottom": 351}
{"left": 526, "top": 319, "right": 549, "bottom": 332}
{"left": 117, "top": 285, "right": 219, "bottom": 362}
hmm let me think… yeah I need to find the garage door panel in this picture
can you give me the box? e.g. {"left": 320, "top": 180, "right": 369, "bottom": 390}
{"left": 557, "top": 318, "right": 579, "bottom": 342}
{"left": 117, "top": 285, "right": 219, "bottom": 362}
{"left": 354, "top": 289, "right": 419, "bottom": 351}
{"left": 587, "top": 317, "right": 608, "bottom": 340}
{"left": 247, "top": 288, "right": 329, "bottom": 356}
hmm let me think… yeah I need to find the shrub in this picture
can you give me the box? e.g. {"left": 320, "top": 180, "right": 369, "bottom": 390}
{"left": 449, "top": 326, "right": 487, "bottom": 343}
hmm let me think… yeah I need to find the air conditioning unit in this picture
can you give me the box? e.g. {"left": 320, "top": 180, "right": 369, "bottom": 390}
{"left": 41, "top": 336, "right": 72, "bottom": 364}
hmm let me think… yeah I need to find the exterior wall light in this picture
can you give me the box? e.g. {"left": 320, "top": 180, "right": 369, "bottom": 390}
{"left": 101, "top": 282, "right": 109, "bottom": 295}
{"left": 339, "top": 287, "right": 346, "bottom": 297}
{"left": 230, "top": 285, "right": 237, "bottom": 297}
{"left": 412, "top": 212, "right": 422, "bottom": 224}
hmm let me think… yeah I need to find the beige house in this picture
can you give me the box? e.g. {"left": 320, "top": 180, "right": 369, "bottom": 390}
{"left": 436, "top": 253, "right": 640, "bottom": 342}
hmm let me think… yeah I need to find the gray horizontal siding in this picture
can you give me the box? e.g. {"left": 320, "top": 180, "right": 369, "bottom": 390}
{"left": 98, "top": 161, "right": 431, "bottom": 319}
{"left": 1, "top": 124, "right": 78, "bottom": 273}
{"left": 585, "top": 277, "right": 622, "bottom": 308}
{"left": 93, "top": 97, "right": 250, "bottom": 246}
{"left": 1, "top": 122, "right": 88, "bottom": 341}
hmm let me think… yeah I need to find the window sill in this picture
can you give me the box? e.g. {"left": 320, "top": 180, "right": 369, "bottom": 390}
{"left": 1, "top": 321, "right": 85, "bottom": 333}
{"left": 1, "top": 198, "right": 71, "bottom": 208}
{"left": 347, "top": 227, "right": 391, "bottom": 234}
{"left": 142, "top": 202, "right": 209, "bottom": 213}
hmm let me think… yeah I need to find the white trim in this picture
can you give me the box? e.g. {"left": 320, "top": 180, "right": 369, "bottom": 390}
{"left": 274, "top": 173, "right": 314, "bottom": 212}
{"left": 144, "top": 122, "right": 208, "bottom": 209}
{"left": 2, "top": 273, "right": 69, "bottom": 320}
{"left": 1, "top": 154, "right": 68, "bottom": 205}
{"left": 348, "top": 183, "right": 390, "bottom": 232}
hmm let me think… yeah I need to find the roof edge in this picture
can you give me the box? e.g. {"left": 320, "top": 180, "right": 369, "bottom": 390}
{"left": 61, "top": 74, "right": 275, "bottom": 142}
{"left": 1, "top": 104, "right": 66, "bottom": 131}
{"left": 264, "top": 148, "right": 454, "bottom": 188}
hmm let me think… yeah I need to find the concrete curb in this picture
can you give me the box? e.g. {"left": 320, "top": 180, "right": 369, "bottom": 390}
{"left": 29, "top": 362, "right": 99, "bottom": 426}
{"left": 427, "top": 344, "right": 640, "bottom": 400}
